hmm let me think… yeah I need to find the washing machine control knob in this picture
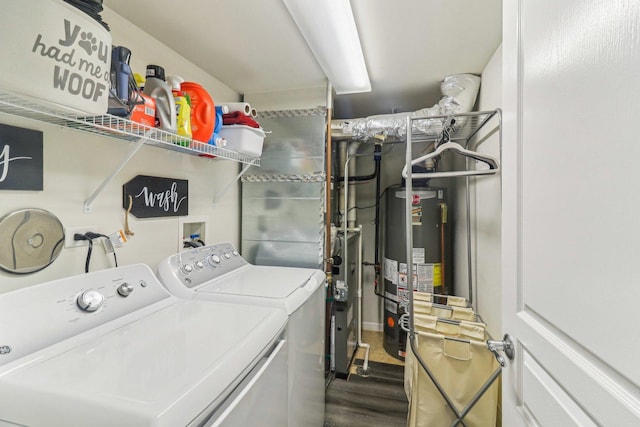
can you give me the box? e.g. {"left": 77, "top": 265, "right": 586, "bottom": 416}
{"left": 180, "top": 264, "right": 193, "bottom": 275}
{"left": 77, "top": 290, "right": 104, "bottom": 312}
{"left": 209, "top": 255, "right": 221, "bottom": 265}
{"left": 194, "top": 261, "right": 205, "bottom": 270}
{"left": 232, "top": 250, "right": 239, "bottom": 256}
{"left": 117, "top": 283, "right": 134, "bottom": 297}
{"left": 224, "top": 252, "right": 231, "bottom": 259}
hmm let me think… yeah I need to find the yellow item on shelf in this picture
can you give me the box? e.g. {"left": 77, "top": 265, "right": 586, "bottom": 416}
{"left": 174, "top": 95, "right": 192, "bottom": 141}
{"left": 166, "top": 75, "right": 192, "bottom": 145}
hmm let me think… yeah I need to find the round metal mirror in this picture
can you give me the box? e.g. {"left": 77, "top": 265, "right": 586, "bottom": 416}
{"left": 0, "top": 208, "right": 65, "bottom": 274}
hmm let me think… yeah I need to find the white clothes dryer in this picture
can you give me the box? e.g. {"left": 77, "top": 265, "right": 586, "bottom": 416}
{"left": 157, "top": 243, "right": 326, "bottom": 427}
{"left": 0, "top": 264, "right": 288, "bottom": 427}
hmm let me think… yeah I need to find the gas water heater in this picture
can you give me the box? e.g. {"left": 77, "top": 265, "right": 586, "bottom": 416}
{"left": 382, "top": 184, "right": 450, "bottom": 360}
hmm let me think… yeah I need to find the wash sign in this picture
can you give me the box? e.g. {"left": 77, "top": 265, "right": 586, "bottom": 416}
{"left": 123, "top": 175, "right": 189, "bottom": 218}
{"left": 0, "top": 124, "right": 43, "bottom": 191}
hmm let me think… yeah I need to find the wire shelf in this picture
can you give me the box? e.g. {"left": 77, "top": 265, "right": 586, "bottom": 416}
{"left": 408, "top": 110, "right": 499, "bottom": 144}
{"left": 0, "top": 89, "right": 260, "bottom": 166}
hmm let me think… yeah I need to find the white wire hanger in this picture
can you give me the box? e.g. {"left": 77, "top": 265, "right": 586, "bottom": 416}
{"left": 402, "top": 128, "right": 499, "bottom": 179}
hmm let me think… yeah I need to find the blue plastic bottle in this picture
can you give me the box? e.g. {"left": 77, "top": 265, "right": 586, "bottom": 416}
{"left": 208, "top": 105, "right": 228, "bottom": 146}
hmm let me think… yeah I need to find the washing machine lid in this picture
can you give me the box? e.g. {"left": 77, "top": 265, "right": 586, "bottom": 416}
{"left": 0, "top": 299, "right": 286, "bottom": 427}
{"left": 197, "top": 265, "right": 320, "bottom": 299}
{"left": 193, "top": 266, "right": 324, "bottom": 315}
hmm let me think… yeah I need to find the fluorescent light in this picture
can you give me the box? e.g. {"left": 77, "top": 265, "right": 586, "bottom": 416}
{"left": 282, "top": 0, "right": 371, "bottom": 94}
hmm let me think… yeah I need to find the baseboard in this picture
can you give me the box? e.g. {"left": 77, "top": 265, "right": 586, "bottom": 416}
{"left": 363, "top": 321, "right": 382, "bottom": 332}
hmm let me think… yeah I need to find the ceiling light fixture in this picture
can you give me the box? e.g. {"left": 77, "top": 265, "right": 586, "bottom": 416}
{"left": 282, "top": 0, "right": 371, "bottom": 95}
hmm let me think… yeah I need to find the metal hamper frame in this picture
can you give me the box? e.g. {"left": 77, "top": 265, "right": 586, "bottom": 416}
{"left": 402, "top": 110, "right": 513, "bottom": 427}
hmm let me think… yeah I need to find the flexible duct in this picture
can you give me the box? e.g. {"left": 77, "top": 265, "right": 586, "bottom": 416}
{"left": 332, "top": 73, "right": 481, "bottom": 141}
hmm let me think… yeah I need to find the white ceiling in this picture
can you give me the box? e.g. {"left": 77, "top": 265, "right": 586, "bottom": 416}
{"left": 106, "top": 0, "right": 502, "bottom": 119}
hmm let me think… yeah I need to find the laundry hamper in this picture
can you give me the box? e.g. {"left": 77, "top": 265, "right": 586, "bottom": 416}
{"left": 407, "top": 330, "right": 499, "bottom": 427}
{"left": 413, "top": 300, "right": 477, "bottom": 322}
{"left": 403, "top": 297, "right": 499, "bottom": 427}
{"left": 404, "top": 295, "right": 485, "bottom": 401}
{"left": 399, "top": 111, "right": 505, "bottom": 427}
{"left": 413, "top": 292, "right": 469, "bottom": 308}
{"left": 404, "top": 313, "right": 487, "bottom": 403}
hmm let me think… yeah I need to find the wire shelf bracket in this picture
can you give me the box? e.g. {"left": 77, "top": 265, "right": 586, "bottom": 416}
{"left": 212, "top": 159, "right": 259, "bottom": 206}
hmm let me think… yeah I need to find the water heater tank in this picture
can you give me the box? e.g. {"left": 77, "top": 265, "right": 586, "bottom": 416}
{"left": 382, "top": 184, "right": 450, "bottom": 360}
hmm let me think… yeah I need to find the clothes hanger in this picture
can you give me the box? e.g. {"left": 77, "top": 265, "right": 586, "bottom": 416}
{"left": 401, "top": 141, "right": 499, "bottom": 179}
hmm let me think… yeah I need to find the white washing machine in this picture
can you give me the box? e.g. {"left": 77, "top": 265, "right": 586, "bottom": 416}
{"left": 0, "top": 264, "right": 288, "bottom": 427}
{"left": 157, "top": 243, "right": 326, "bottom": 427}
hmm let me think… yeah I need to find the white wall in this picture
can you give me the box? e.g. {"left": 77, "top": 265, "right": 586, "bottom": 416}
{"left": 0, "top": 8, "right": 243, "bottom": 292}
{"left": 244, "top": 86, "right": 328, "bottom": 111}
{"left": 453, "top": 45, "right": 502, "bottom": 337}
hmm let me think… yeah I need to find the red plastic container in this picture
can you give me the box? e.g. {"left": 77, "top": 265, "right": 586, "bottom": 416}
{"left": 180, "top": 82, "right": 215, "bottom": 143}
{"left": 129, "top": 92, "right": 156, "bottom": 128}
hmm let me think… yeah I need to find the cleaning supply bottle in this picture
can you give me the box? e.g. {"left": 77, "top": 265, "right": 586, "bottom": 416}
{"left": 208, "top": 105, "right": 228, "bottom": 147}
{"left": 133, "top": 73, "right": 145, "bottom": 91}
{"left": 166, "top": 75, "right": 192, "bottom": 145}
{"left": 214, "top": 105, "right": 227, "bottom": 135}
{"left": 143, "top": 65, "right": 177, "bottom": 133}
{"left": 208, "top": 133, "right": 227, "bottom": 148}
{"left": 180, "top": 81, "right": 215, "bottom": 143}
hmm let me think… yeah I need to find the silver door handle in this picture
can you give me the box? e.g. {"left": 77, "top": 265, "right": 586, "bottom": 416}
{"left": 487, "top": 333, "right": 515, "bottom": 367}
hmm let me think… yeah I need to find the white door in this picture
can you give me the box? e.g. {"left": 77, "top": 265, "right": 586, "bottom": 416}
{"left": 502, "top": 0, "right": 640, "bottom": 425}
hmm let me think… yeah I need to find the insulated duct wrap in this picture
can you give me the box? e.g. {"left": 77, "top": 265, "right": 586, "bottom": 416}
{"left": 337, "top": 74, "right": 481, "bottom": 141}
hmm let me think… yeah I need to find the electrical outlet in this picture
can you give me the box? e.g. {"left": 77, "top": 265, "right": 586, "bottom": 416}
{"left": 64, "top": 226, "right": 97, "bottom": 248}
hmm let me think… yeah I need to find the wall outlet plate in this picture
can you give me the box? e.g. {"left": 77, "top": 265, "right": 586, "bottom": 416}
{"left": 64, "top": 225, "right": 97, "bottom": 248}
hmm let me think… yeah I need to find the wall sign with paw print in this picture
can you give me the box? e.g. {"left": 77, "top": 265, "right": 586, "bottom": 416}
{"left": 0, "top": 0, "right": 112, "bottom": 115}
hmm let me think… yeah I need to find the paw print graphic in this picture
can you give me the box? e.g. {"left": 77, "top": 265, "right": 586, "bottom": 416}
{"left": 78, "top": 32, "right": 98, "bottom": 56}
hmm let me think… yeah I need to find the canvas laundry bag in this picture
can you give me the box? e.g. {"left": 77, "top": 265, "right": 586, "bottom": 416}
{"left": 404, "top": 313, "right": 486, "bottom": 400}
{"left": 406, "top": 331, "right": 499, "bottom": 427}
{"left": 413, "top": 300, "right": 477, "bottom": 322}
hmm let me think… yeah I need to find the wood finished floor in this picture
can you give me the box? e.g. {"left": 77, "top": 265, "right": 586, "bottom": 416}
{"left": 324, "top": 331, "right": 408, "bottom": 427}
{"left": 352, "top": 329, "right": 404, "bottom": 371}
